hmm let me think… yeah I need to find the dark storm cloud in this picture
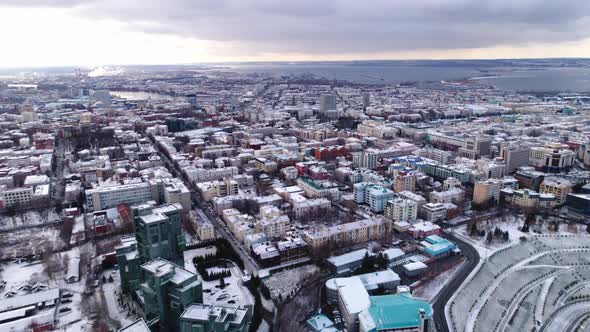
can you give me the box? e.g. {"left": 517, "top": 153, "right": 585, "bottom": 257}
{"left": 3, "top": 0, "right": 590, "bottom": 54}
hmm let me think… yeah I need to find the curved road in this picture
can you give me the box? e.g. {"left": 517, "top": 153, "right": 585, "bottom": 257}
{"left": 432, "top": 231, "right": 481, "bottom": 332}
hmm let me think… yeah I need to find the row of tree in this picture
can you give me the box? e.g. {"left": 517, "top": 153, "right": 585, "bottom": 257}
{"left": 354, "top": 252, "right": 389, "bottom": 275}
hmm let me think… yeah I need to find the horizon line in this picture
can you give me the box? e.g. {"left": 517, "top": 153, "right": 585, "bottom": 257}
{"left": 1, "top": 56, "right": 590, "bottom": 71}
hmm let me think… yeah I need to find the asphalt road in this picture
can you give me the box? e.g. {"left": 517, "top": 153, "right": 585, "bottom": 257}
{"left": 149, "top": 134, "right": 260, "bottom": 274}
{"left": 432, "top": 231, "right": 481, "bottom": 332}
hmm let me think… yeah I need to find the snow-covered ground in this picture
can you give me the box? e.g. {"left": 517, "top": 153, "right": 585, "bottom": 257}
{"left": 451, "top": 214, "right": 527, "bottom": 258}
{"left": 0, "top": 226, "right": 65, "bottom": 260}
{"left": 183, "top": 246, "right": 218, "bottom": 273}
{"left": 201, "top": 265, "right": 254, "bottom": 308}
{"left": 0, "top": 209, "right": 61, "bottom": 231}
{"left": 447, "top": 234, "right": 590, "bottom": 332}
{"left": 257, "top": 319, "right": 270, "bottom": 332}
{"left": 413, "top": 261, "right": 464, "bottom": 302}
{"left": 0, "top": 244, "right": 98, "bottom": 331}
{"left": 263, "top": 264, "right": 319, "bottom": 301}
{"left": 101, "top": 269, "right": 140, "bottom": 329}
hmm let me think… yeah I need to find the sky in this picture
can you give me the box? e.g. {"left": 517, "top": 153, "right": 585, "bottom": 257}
{"left": 1, "top": 0, "right": 590, "bottom": 68}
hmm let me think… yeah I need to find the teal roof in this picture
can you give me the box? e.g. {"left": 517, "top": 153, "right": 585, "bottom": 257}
{"left": 306, "top": 314, "right": 338, "bottom": 332}
{"left": 425, "top": 234, "right": 445, "bottom": 244}
{"left": 366, "top": 294, "right": 433, "bottom": 330}
{"left": 422, "top": 235, "right": 456, "bottom": 256}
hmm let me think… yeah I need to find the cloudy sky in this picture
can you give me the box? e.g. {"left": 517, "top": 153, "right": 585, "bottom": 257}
{"left": 2, "top": 0, "right": 590, "bottom": 67}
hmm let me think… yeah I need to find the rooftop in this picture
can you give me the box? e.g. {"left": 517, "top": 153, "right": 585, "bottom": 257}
{"left": 359, "top": 293, "right": 433, "bottom": 331}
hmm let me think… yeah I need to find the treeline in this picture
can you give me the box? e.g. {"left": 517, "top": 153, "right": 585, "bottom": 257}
{"left": 186, "top": 238, "right": 244, "bottom": 270}
{"left": 246, "top": 275, "right": 264, "bottom": 332}
{"left": 191, "top": 257, "right": 231, "bottom": 281}
{"left": 354, "top": 252, "right": 389, "bottom": 275}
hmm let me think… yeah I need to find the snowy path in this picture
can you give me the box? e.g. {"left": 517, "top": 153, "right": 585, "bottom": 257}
{"left": 535, "top": 277, "right": 555, "bottom": 326}
{"left": 541, "top": 300, "right": 590, "bottom": 332}
{"left": 496, "top": 271, "right": 569, "bottom": 332}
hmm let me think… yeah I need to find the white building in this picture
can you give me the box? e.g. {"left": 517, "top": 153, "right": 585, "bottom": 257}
{"left": 421, "top": 203, "right": 446, "bottom": 222}
{"left": 85, "top": 182, "right": 157, "bottom": 211}
{"left": 384, "top": 198, "right": 418, "bottom": 223}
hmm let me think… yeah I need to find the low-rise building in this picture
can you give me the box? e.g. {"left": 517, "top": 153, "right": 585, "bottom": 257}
{"left": 180, "top": 304, "right": 249, "bottom": 332}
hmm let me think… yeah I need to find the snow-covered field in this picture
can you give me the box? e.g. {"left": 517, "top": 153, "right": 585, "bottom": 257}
{"left": 0, "top": 226, "right": 66, "bottom": 260}
{"left": 0, "top": 209, "right": 61, "bottom": 231}
{"left": 263, "top": 264, "right": 319, "bottom": 300}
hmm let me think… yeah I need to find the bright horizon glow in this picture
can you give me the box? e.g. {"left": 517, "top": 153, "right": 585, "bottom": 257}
{"left": 2, "top": 7, "right": 590, "bottom": 69}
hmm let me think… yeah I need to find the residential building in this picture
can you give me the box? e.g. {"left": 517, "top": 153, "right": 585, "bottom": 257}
{"left": 539, "top": 178, "right": 572, "bottom": 205}
{"left": 384, "top": 198, "right": 418, "bottom": 223}
{"left": 394, "top": 172, "right": 417, "bottom": 193}
{"left": 354, "top": 182, "right": 394, "bottom": 212}
{"left": 473, "top": 179, "right": 501, "bottom": 205}
{"left": 353, "top": 149, "right": 379, "bottom": 170}
{"left": 303, "top": 218, "right": 392, "bottom": 251}
{"left": 420, "top": 203, "right": 446, "bottom": 222}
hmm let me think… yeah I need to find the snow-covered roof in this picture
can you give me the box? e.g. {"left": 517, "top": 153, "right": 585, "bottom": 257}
{"left": 403, "top": 261, "right": 428, "bottom": 272}
{"left": 335, "top": 277, "right": 371, "bottom": 315}
{"left": 118, "top": 319, "right": 151, "bottom": 332}
{"left": 0, "top": 288, "right": 59, "bottom": 313}
{"left": 327, "top": 249, "right": 373, "bottom": 268}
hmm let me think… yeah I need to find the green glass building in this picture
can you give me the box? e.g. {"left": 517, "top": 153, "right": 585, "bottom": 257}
{"left": 141, "top": 258, "right": 203, "bottom": 332}
{"left": 134, "top": 203, "right": 186, "bottom": 266}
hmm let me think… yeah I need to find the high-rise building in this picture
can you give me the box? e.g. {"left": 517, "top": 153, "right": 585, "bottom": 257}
{"left": 141, "top": 258, "right": 203, "bottom": 332}
{"left": 320, "top": 94, "right": 337, "bottom": 112}
{"left": 500, "top": 144, "right": 530, "bottom": 174}
{"left": 116, "top": 203, "right": 186, "bottom": 293}
{"left": 354, "top": 182, "right": 394, "bottom": 212}
{"left": 134, "top": 203, "right": 186, "bottom": 266}
{"left": 394, "top": 172, "right": 416, "bottom": 193}
{"left": 353, "top": 149, "right": 379, "bottom": 170}
{"left": 362, "top": 92, "right": 371, "bottom": 108}
{"left": 473, "top": 179, "right": 501, "bottom": 205}
{"left": 186, "top": 94, "right": 197, "bottom": 106}
{"left": 384, "top": 198, "right": 418, "bottom": 223}
{"left": 115, "top": 237, "right": 142, "bottom": 293}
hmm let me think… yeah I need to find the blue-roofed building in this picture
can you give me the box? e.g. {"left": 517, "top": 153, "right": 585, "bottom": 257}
{"left": 420, "top": 235, "right": 457, "bottom": 258}
{"left": 307, "top": 314, "right": 339, "bottom": 332}
{"left": 358, "top": 293, "right": 433, "bottom": 332}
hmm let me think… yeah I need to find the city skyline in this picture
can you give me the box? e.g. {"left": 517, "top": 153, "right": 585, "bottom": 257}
{"left": 2, "top": 0, "right": 590, "bottom": 67}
